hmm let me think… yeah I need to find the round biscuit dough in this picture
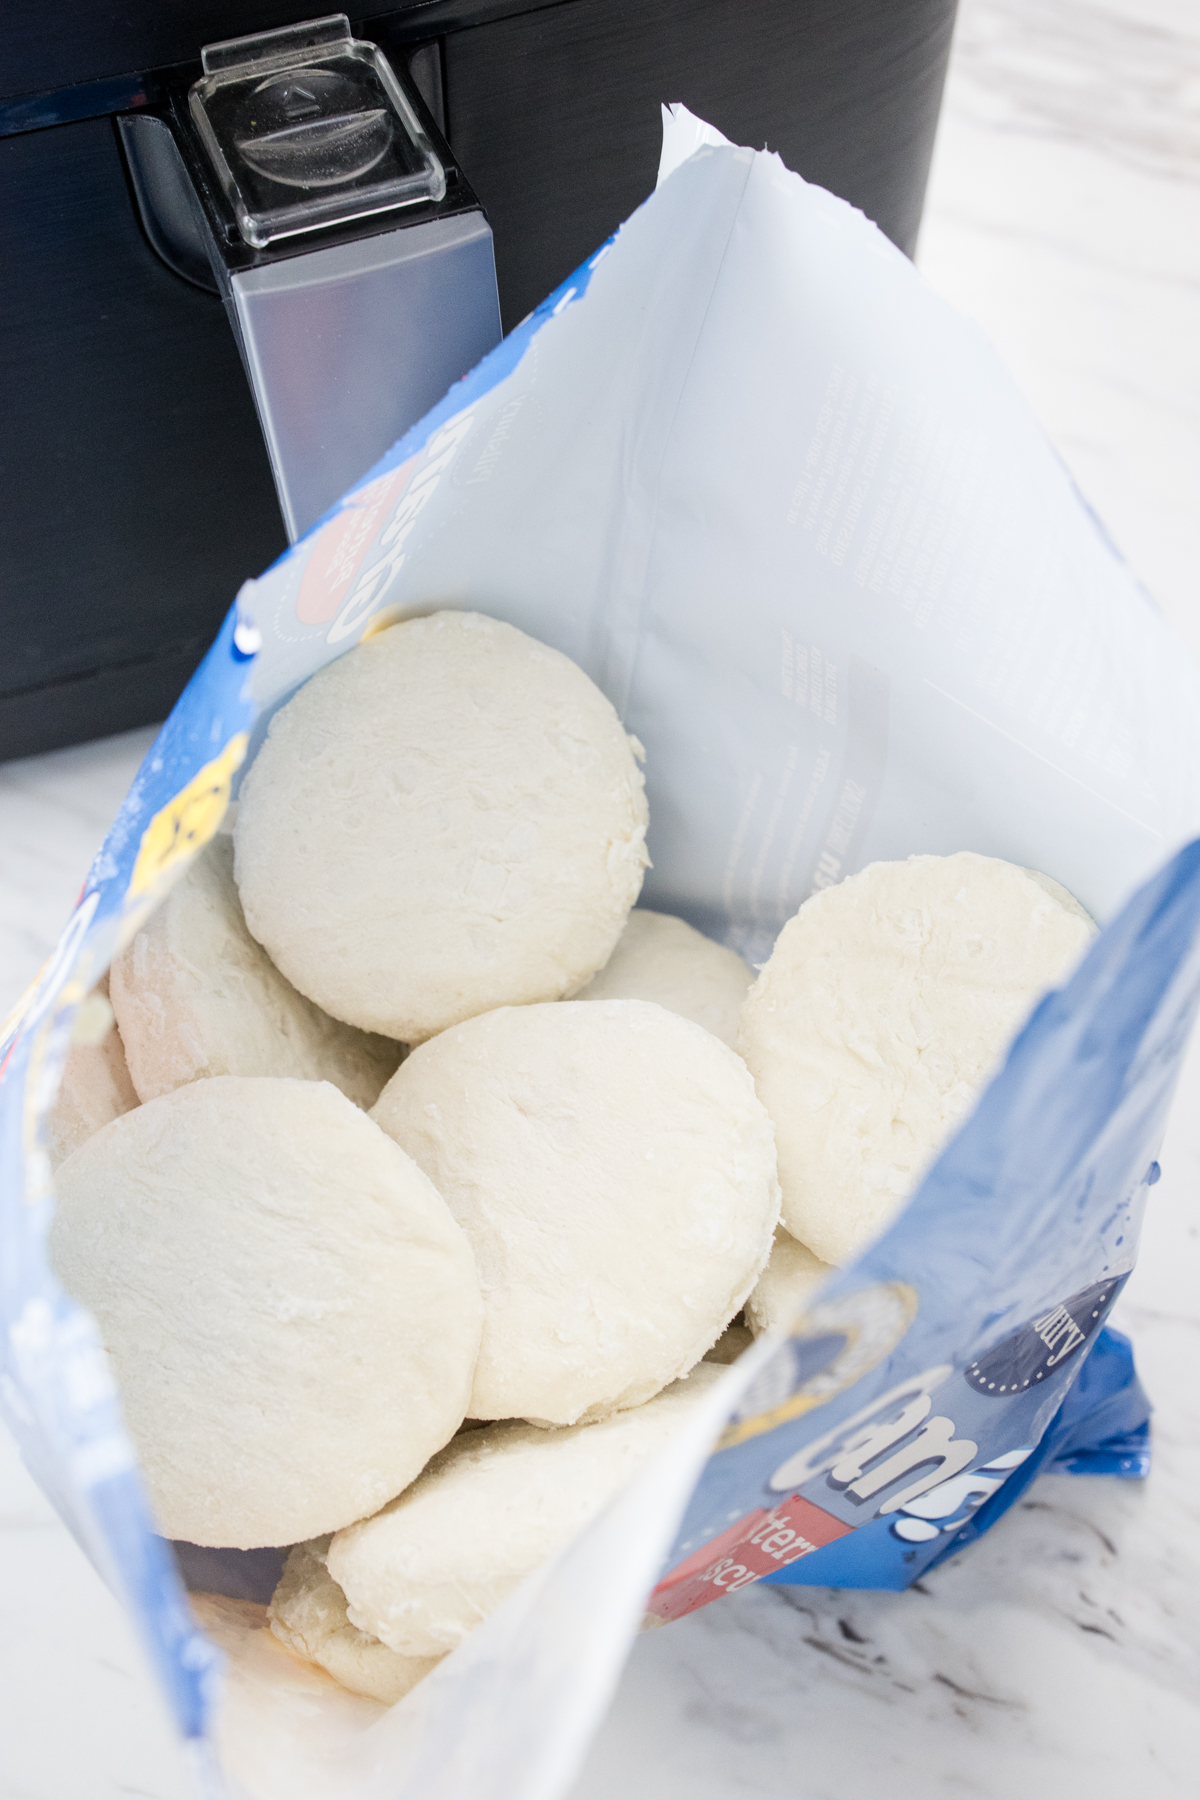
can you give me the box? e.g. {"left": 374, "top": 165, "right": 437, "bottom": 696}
{"left": 370, "top": 999, "right": 780, "bottom": 1425}
{"left": 50, "top": 1077, "right": 483, "bottom": 1548}
{"left": 575, "top": 909, "right": 753, "bottom": 1046}
{"left": 326, "top": 1362, "right": 726, "bottom": 1657}
{"left": 745, "top": 1230, "right": 832, "bottom": 1337}
{"left": 111, "top": 837, "right": 402, "bottom": 1107}
{"left": 234, "top": 611, "right": 649, "bottom": 1042}
{"left": 269, "top": 1539, "right": 441, "bottom": 1705}
{"left": 736, "top": 853, "right": 1097, "bottom": 1266}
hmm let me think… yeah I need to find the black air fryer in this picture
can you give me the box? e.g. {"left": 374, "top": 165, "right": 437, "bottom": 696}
{"left": 0, "top": 0, "right": 959, "bottom": 761}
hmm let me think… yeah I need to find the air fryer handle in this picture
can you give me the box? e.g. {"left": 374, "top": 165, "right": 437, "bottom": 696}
{"left": 214, "top": 211, "right": 500, "bottom": 542}
{"left": 116, "top": 25, "right": 501, "bottom": 544}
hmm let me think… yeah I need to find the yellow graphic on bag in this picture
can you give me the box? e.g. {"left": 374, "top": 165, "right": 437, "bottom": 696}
{"left": 128, "top": 733, "right": 249, "bottom": 899}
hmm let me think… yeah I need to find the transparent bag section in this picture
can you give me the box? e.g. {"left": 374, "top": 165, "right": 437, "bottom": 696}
{"left": 189, "top": 13, "right": 447, "bottom": 250}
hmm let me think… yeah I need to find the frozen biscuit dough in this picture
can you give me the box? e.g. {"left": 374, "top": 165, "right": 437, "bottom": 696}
{"left": 371, "top": 999, "right": 780, "bottom": 1425}
{"left": 50, "top": 1077, "right": 483, "bottom": 1548}
{"left": 234, "top": 611, "right": 650, "bottom": 1043}
{"left": 44, "top": 983, "right": 139, "bottom": 1169}
{"left": 325, "top": 1362, "right": 726, "bottom": 1658}
{"left": 737, "top": 853, "right": 1097, "bottom": 1266}
{"left": 745, "top": 1231, "right": 832, "bottom": 1337}
{"left": 575, "top": 909, "right": 753, "bottom": 1046}
{"left": 269, "top": 1539, "right": 442, "bottom": 1705}
{"left": 110, "top": 836, "right": 401, "bottom": 1108}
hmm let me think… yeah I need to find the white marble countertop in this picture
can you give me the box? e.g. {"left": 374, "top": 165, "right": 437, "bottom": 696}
{"left": 3, "top": 1, "right": 1199, "bottom": 1794}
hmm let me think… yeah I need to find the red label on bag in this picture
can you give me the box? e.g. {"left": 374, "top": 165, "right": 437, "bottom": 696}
{"left": 647, "top": 1494, "right": 852, "bottom": 1624}
{"left": 296, "top": 460, "right": 416, "bottom": 624}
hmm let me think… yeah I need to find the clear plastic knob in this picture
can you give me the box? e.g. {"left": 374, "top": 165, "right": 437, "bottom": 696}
{"left": 190, "top": 15, "right": 445, "bottom": 249}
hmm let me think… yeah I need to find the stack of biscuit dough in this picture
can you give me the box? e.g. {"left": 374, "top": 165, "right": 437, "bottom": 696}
{"left": 47, "top": 609, "right": 1097, "bottom": 1706}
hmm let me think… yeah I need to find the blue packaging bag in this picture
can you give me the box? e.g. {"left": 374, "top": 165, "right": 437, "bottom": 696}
{"left": 2, "top": 106, "right": 1200, "bottom": 1799}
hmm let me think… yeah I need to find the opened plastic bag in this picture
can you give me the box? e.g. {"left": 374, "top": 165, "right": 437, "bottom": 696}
{"left": 4, "top": 105, "right": 1200, "bottom": 1800}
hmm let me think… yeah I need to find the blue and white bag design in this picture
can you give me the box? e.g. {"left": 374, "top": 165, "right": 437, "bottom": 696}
{"left": 3, "top": 106, "right": 1199, "bottom": 1800}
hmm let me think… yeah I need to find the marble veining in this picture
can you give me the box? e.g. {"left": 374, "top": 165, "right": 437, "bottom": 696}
{"left": 946, "top": 0, "right": 1200, "bottom": 184}
{"left": 916, "top": 0, "right": 1200, "bottom": 671}
{"left": 3, "top": 1, "right": 1199, "bottom": 1794}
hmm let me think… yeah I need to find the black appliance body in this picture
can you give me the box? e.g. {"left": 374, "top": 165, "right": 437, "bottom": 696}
{"left": 1, "top": 0, "right": 958, "bottom": 761}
